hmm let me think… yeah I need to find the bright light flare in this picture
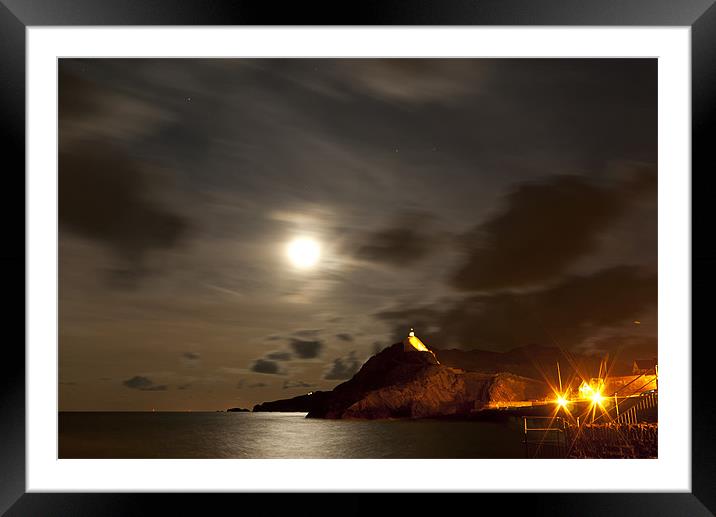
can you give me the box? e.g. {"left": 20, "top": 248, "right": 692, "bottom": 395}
{"left": 286, "top": 238, "right": 321, "bottom": 269}
{"left": 556, "top": 395, "right": 569, "bottom": 408}
{"left": 579, "top": 383, "right": 594, "bottom": 399}
{"left": 590, "top": 391, "right": 604, "bottom": 406}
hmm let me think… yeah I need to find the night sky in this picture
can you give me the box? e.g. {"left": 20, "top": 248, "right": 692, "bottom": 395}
{"left": 58, "top": 59, "right": 657, "bottom": 411}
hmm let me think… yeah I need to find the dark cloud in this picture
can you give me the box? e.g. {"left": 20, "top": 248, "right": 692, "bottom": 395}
{"left": 283, "top": 380, "right": 315, "bottom": 390}
{"left": 266, "top": 351, "right": 292, "bottom": 361}
{"left": 380, "top": 265, "right": 657, "bottom": 353}
{"left": 181, "top": 351, "right": 201, "bottom": 369}
{"left": 375, "top": 304, "right": 443, "bottom": 346}
{"left": 452, "top": 168, "right": 656, "bottom": 291}
{"left": 354, "top": 212, "right": 438, "bottom": 266}
{"left": 122, "top": 376, "right": 168, "bottom": 391}
{"left": 250, "top": 359, "right": 282, "bottom": 374}
{"left": 336, "top": 333, "right": 353, "bottom": 342}
{"left": 58, "top": 68, "right": 97, "bottom": 128}
{"left": 59, "top": 144, "right": 188, "bottom": 282}
{"left": 143, "top": 385, "right": 168, "bottom": 391}
{"left": 59, "top": 68, "right": 189, "bottom": 287}
{"left": 250, "top": 382, "right": 269, "bottom": 388}
{"left": 280, "top": 59, "right": 484, "bottom": 104}
{"left": 586, "top": 333, "right": 658, "bottom": 362}
{"left": 289, "top": 339, "right": 324, "bottom": 359}
{"left": 324, "top": 351, "right": 362, "bottom": 380}
{"left": 293, "top": 329, "right": 322, "bottom": 338}
{"left": 237, "top": 380, "right": 269, "bottom": 389}
{"left": 58, "top": 64, "right": 171, "bottom": 144}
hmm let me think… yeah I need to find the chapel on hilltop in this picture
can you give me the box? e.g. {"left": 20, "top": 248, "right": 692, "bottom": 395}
{"left": 403, "top": 328, "right": 430, "bottom": 352}
{"left": 402, "top": 328, "right": 440, "bottom": 364}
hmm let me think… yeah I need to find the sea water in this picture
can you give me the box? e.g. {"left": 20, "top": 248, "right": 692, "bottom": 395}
{"left": 59, "top": 411, "right": 525, "bottom": 459}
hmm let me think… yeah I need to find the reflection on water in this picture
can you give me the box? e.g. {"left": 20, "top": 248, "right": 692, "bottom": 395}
{"left": 59, "top": 412, "right": 524, "bottom": 459}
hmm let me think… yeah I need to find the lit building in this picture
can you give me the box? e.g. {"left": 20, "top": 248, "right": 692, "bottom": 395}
{"left": 578, "top": 378, "right": 604, "bottom": 399}
{"left": 402, "top": 329, "right": 440, "bottom": 364}
{"left": 579, "top": 374, "right": 657, "bottom": 399}
{"left": 403, "top": 328, "right": 430, "bottom": 352}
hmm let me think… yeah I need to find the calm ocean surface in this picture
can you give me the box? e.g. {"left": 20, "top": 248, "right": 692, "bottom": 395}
{"left": 59, "top": 412, "right": 525, "bottom": 458}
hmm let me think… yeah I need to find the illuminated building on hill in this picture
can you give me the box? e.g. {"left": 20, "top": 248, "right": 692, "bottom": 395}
{"left": 402, "top": 329, "right": 441, "bottom": 364}
{"left": 403, "top": 328, "right": 430, "bottom": 352}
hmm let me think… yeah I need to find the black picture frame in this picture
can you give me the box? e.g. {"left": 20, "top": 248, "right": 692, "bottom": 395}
{"left": 2, "top": 1, "right": 714, "bottom": 515}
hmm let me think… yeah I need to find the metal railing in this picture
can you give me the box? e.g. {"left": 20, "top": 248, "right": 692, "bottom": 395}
{"left": 615, "top": 392, "right": 657, "bottom": 424}
{"left": 522, "top": 416, "right": 568, "bottom": 458}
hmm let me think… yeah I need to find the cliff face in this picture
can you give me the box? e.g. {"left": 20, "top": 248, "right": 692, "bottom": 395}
{"left": 306, "top": 343, "right": 549, "bottom": 419}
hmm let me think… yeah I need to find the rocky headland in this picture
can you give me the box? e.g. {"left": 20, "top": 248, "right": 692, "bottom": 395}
{"left": 252, "top": 341, "right": 573, "bottom": 419}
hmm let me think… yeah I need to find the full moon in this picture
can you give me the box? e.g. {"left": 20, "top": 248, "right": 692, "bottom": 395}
{"left": 286, "top": 237, "right": 321, "bottom": 269}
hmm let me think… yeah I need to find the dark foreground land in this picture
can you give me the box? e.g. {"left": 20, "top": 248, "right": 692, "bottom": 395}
{"left": 566, "top": 423, "right": 658, "bottom": 458}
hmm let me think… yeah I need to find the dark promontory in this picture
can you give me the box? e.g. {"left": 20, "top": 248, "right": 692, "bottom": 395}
{"left": 252, "top": 338, "right": 574, "bottom": 419}
{"left": 253, "top": 391, "right": 331, "bottom": 413}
